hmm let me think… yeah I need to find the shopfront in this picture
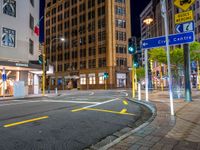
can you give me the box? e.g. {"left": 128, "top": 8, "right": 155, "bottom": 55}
{"left": 116, "top": 73, "right": 127, "bottom": 88}
{"left": 0, "top": 61, "right": 41, "bottom": 97}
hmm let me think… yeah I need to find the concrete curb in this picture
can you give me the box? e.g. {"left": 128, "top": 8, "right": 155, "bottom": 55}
{"left": 0, "top": 94, "right": 59, "bottom": 101}
{"left": 88, "top": 99, "right": 157, "bottom": 150}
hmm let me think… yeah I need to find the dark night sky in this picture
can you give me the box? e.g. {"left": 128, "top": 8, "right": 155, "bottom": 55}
{"left": 39, "top": 0, "right": 151, "bottom": 43}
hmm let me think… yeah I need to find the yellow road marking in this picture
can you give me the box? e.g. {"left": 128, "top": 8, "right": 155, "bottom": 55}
{"left": 123, "top": 100, "right": 128, "bottom": 105}
{"left": 71, "top": 108, "right": 86, "bottom": 112}
{"left": 120, "top": 108, "right": 127, "bottom": 113}
{"left": 85, "top": 108, "right": 135, "bottom": 116}
{"left": 4, "top": 116, "right": 49, "bottom": 128}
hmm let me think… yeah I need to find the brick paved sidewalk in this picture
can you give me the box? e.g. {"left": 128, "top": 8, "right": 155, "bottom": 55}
{"left": 108, "top": 90, "right": 200, "bottom": 150}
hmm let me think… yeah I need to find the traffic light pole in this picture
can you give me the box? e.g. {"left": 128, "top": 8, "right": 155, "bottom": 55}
{"left": 42, "top": 49, "right": 46, "bottom": 96}
{"left": 105, "top": 79, "right": 107, "bottom": 90}
{"left": 132, "top": 60, "right": 135, "bottom": 98}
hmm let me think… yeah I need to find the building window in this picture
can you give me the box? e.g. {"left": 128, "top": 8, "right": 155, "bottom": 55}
{"left": 80, "top": 61, "right": 86, "bottom": 69}
{"left": 98, "top": 0, "right": 105, "bottom": 4}
{"left": 88, "top": 0, "right": 95, "bottom": 9}
{"left": 98, "top": 31, "right": 106, "bottom": 41}
{"left": 98, "top": 46, "right": 106, "bottom": 54}
{"left": 30, "top": 0, "right": 34, "bottom": 7}
{"left": 80, "top": 74, "right": 86, "bottom": 85}
{"left": 98, "top": 74, "right": 105, "bottom": 84}
{"left": 116, "top": 31, "right": 126, "bottom": 41}
{"left": 88, "top": 10, "right": 95, "bottom": 20}
{"left": 88, "top": 59, "right": 96, "bottom": 68}
{"left": 115, "top": 0, "right": 125, "bottom": 3}
{"left": 30, "top": 14, "right": 34, "bottom": 30}
{"left": 98, "top": 6, "right": 105, "bottom": 16}
{"left": 29, "top": 39, "right": 34, "bottom": 54}
{"left": 116, "top": 45, "right": 127, "bottom": 54}
{"left": 3, "top": 0, "right": 16, "bottom": 17}
{"left": 99, "top": 58, "right": 106, "bottom": 68}
{"left": 115, "top": 6, "right": 126, "bottom": 16}
{"left": 89, "top": 74, "right": 96, "bottom": 84}
{"left": 88, "top": 34, "right": 95, "bottom": 43}
{"left": 1, "top": 27, "right": 16, "bottom": 48}
{"left": 89, "top": 47, "right": 96, "bottom": 56}
{"left": 98, "top": 18, "right": 106, "bottom": 29}
{"left": 116, "top": 19, "right": 126, "bottom": 28}
{"left": 116, "top": 58, "right": 127, "bottom": 66}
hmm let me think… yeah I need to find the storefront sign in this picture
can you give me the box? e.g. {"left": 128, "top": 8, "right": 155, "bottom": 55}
{"left": 16, "top": 63, "right": 29, "bottom": 67}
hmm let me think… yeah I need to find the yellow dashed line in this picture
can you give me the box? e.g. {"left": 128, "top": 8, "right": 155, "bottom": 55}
{"left": 71, "top": 108, "right": 87, "bottom": 112}
{"left": 4, "top": 116, "right": 49, "bottom": 128}
{"left": 123, "top": 100, "right": 128, "bottom": 105}
{"left": 120, "top": 108, "right": 127, "bottom": 114}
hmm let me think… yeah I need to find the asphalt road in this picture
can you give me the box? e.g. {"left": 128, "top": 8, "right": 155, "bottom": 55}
{"left": 0, "top": 90, "right": 152, "bottom": 150}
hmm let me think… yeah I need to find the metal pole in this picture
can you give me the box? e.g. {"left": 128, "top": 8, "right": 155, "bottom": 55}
{"left": 138, "top": 83, "right": 141, "bottom": 100}
{"left": 135, "top": 67, "right": 137, "bottom": 91}
{"left": 184, "top": 44, "right": 192, "bottom": 102}
{"left": 162, "top": 0, "right": 174, "bottom": 115}
{"left": 145, "top": 49, "right": 149, "bottom": 101}
{"left": 42, "top": 50, "right": 46, "bottom": 96}
{"left": 197, "top": 60, "right": 200, "bottom": 90}
{"left": 132, "top": 56, "right": 135, "bottom": 98}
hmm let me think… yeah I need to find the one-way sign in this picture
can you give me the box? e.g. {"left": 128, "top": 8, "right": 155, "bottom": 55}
{"left": 142, "top": 31, "right": 195, "bottom": 49}
{"left": 175, "top": 21, "right": 195, "bottom": 33}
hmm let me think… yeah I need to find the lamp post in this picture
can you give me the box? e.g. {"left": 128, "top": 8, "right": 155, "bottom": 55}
{"left": 43, "top": 37, "right": 65, "bottom": 95}
{"left": 143, "top": 17, "right": 153, "bottom": 102}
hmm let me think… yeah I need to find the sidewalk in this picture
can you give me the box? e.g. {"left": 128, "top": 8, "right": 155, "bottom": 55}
{"left": 0, "top": 91, "right": 60, "bottom": 101}
{"left": 108, "top": 90, "right": 200, "bottom": 150}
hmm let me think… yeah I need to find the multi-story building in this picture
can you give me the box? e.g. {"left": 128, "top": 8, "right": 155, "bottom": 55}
{"left": 0, "top": 0, "right": 41, "bottom": 96}
{"left": 45, "top": 0, "right": 132, "bottom": 90}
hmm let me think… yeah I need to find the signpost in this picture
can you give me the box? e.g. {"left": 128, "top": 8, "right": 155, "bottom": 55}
{"left": 142, "top": 31, "right": 195, "bottom": 49}
{"left": 175, "top": 21, "right": 195, "bottom": 33}
{"left": 175, "top": 10, "right": 194, "bottom": 24}
{"left": 174, "top": 0, "right": 195, "bottom": 102}
{"left": 174, "top": 0, "right": 196, "bottom": 11}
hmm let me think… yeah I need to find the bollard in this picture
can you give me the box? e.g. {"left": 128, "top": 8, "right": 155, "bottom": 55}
{"left": 55, "top": 88, "right": 58, "bottom": 95}
{"left": 138, "top": 83, "right": 141, "bottom": 101}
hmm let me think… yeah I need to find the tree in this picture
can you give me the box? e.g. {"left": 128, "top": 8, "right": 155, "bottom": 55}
{"left": 136, "top": 67, "right": 145, "bottom": 81}
{"left": 190, "top": 41, "right": 200, "bottom": 60}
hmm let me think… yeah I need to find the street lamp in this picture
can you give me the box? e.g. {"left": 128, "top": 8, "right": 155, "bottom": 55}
{"left": 143, "top": 16, "right": 153, "bottom": 102}
{"left": 42, "top": 37, "right": 65, "bottom": 95}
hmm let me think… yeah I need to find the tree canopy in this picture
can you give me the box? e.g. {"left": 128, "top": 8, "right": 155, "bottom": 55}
{"left": 148, "top": 42, "right": 200, "bottom": 65}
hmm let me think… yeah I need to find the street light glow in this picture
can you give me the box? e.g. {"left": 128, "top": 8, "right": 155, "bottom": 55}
{"left": 60, "top": 37, "right": 65, "bottom": 42}
{"left": 143, "top": 17, "right": 153, "bottom": 25}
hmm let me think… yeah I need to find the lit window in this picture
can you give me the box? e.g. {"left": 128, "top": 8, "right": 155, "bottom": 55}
{"left": 89, "top": 74, "right": 96, "bottom": 85}
{"left": 99, "top": 76, "right": 104, "bottom": 84}
{"left": 80, "top": 74, "right": 86, "bottom": 85}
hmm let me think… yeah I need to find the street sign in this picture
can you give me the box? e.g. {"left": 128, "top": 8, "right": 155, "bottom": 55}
{"left": 175, "top": 10, "right": 194, "bottom": 24}
{"left": 174, "top": 0, "right": 196, "bottom": 11}
{"left": 141, "top": 31, "right": 195, "bottom": 49}
{"left": 175, "top": 21, "right": 195, "bottom": 33}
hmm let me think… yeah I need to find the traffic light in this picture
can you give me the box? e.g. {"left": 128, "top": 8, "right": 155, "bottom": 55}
{"left": 133, "top": 54, "right": 139, "bottom": 68}
{"left": 128, "top": 37, "right": 136, "bottom": 54}
{"left": 38, "top": 54, "right": 43, "bottom": 64}
{"left": 103, "top": 72, "right": 109, "bottom": 79}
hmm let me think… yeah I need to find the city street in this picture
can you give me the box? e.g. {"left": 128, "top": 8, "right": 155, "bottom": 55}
{"left": 0, "top": 90, "right": 152, "bottom": 150}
